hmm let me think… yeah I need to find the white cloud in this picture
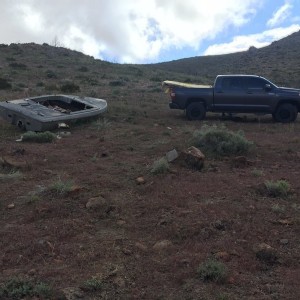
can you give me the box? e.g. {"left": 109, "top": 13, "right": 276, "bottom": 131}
{"left": 203, "top": 24, "right": 300, "bottom": 56}
{"left": 267, "top": 2, "right": 293, "bottom": 28}
{"left": 0, "top": 0, "right": 262, "bottom": 63}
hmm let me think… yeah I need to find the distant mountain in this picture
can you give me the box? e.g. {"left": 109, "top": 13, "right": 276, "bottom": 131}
{"left": 0, "top": 30, "right": 299, "bottom": 99}
{"left": 152, "top": 30, "right": 300, "bottom": 87}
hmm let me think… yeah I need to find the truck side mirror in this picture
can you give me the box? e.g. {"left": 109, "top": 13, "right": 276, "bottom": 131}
{"left": 265, "top": 84, "right": 272, "bottom": 91}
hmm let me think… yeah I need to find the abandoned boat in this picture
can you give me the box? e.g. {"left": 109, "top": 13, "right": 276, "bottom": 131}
{"left": 0, "top": 94, "right": 107, "bottom": 131}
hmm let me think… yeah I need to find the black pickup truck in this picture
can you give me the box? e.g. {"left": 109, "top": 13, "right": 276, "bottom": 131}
{"left": 162, "top": 75, "right": 300, "bottom": 122}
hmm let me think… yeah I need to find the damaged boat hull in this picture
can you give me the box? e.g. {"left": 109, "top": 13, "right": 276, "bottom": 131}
{"left": 0, "top": 94, "right": 107, "bottom": 131}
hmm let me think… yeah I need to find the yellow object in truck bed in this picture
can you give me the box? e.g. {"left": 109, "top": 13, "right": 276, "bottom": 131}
{"left": 162, "top": 80, "right": 211, "bottom": 90}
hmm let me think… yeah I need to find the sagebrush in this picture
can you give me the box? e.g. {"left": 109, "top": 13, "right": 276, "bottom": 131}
{"left": 192, "top": 124, "right": 253, "bottom": 157}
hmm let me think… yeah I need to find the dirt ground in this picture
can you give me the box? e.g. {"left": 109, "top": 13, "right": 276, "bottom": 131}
{"left": 1, "top": 98, "right": 300, "bottom": 299}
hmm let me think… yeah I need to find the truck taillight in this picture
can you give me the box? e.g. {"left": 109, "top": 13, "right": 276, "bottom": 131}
{"left": 170, "top": 89, "right": 176, "bottom": 100}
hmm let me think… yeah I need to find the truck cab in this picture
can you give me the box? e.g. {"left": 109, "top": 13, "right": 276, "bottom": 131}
{"left": 213, "top": 75, "right": 277, "bottom": 113}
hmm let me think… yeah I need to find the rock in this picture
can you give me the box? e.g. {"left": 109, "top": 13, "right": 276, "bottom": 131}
{"left": 7, "top": 203, "right": 15, "bottom": 209}
{"left": 153, "top": 240, "right": 173, "bottom": 251}
{"left": 113, "top": 276, "right": 126, "bottom": 288}
{"left": 122, "top": 248, "right": 132, "bottom": 255}
{"left": 253, "top": 243, "right": 278, "bottom": 264}
{"left": 277, "top": 219, "right": 293, "bottom": 225}
{"left": 1, "top": 156, "right": 28, "bottom": 170}
{"left": 58, "top": 131, "right": 71, "bottom": 137}
{"left": 135, "top": 242, "right": 148, "bottom": 252}
{"left": 166, "top": 149, "right": 179, "bottom": 162}
{"left": 136, "top": 176, "right": 145, "bottom": 185}
{"left": 86, "top": 196, "right": 107, "bottom": 210}
{"left": 214, "top": 251, "right": 230, "bottom": 262}
{"left": 12, "top": 148, "right": 25, "bottom": 155}
{"left": 62, "top": 287, "right": 84, "bottom": 300}
{"left": 213, "top": 220, "right": 228, "bottom": 230}
{"left": 27, "top": 268, "right": 37, "bottom": 275}
{"left": 178, "top": 146, "right": 205, "bottom": 170}
{"left": 280, "top": 239, "right": 289, "bottom": 245}
{"left": 116, "top": 220, "right": 126, "bottom": 226}
{"left": 227, "top": 276, "right": 235, "bottom": 284}
{"left": 231, "top": 156, "right": 253, "bottom": 168}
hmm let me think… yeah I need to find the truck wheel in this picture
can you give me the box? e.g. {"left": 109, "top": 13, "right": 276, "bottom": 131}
{"left": 186, "top": 103, "right": 206, "bottom": 120}
{"left": 273, "top": 104, "right": 298, "bottom": 123}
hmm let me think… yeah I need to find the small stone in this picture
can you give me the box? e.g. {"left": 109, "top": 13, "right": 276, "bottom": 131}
{"left": 228, "top": 276, "right": 235, "bottom": 284}
{"left": 122, "top": 248, "right": 132, "bottom": 255}
{"left": 68, "top": 185, "right": 83, "bottom": 194}
{"left": 62, "top": 287, "right": 84, "bottom": 300}
{"left": 135, "top": 242, "right": 148, "bottom": 252}
{"left": 28, "top": 268, "right": 37, "bottom": 275}
{"left": 153, "top": 240, "right": 173, "bottom": 251}
{"left": 136, "top": 176, "right": 145, "bottom": 185}
{"left": 214, "top": 251, "right": 230, "bottom": 262}
{"left": 231, "top": 156, "right": 253, "bottom": 168}
{"left": 280, "top": 239, "right": 289, "bottom": 245}
{"left": 117, "top": 220, "right": 126, "bottom": 226}
{"left": 2, "top": 156, "right": 28, "bottom": 170}
{"left": 277, "top": 219, "right": 293, "bottom": 225}
{"left": 113, "top": 276, "right": 126, "bottom": 288}
{"left": 166, "top": 149, "right": 179, "bottom": 162}
{"left": 86, "top": 196, "right": 107, "bottom": 210}
{"left": 7, "top": 203, "right": 15, "bottom": 209}
{"left": 58, "top": 131, "right": 71, "bottom": 137}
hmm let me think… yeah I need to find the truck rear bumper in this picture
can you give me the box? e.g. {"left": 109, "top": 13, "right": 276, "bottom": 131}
{"left": 169, "top": 102, "right": 180, "bottom": 109}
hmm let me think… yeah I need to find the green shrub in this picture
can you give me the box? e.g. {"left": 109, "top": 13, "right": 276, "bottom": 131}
{"left": 192, "top": 124, "right": 253, "bottom": 157}
{"left": 197, "top": 259, "right": 227, "bottom": 283}
{"left": 45, "top": 84, "right": 58, "bottom": 91}
{"left": 0, "top": 278, "right": 53, "bottom": 299}
{"left": 0, "top": 170, "right": 22, "bottom": 181}
{"left": 60, "top": 82, "right": 80, "bottom": 93}
{"left": 251, "top": 168, "right": 264, "bottom": 177}
{"left": 0, "top": 78, "right": 12, "bottom": 89}
{"left": 264, "top": 180, "right": 290, "bottom": 197}
{"left": 83, "top": 277, "right": 102, "bottom": 291}
{"left": 9, "top": 62, "right": 27, "bottom": 69}
{"left": 109, "top": 80, "right": 125, "bottom": 87}
{"left": 271, "top": 204, "right": 285, "bottom": 213}
{"left": 150, "top": 76, "right": 161, "bottom": 82}
{"left": 45, "top": 70, "right": 57, "bottom": 78}
{"left": 22, "top": 131, "right": 57, "bottom": 143}
{"left": 6, "top": 57, "right": 16, "bottom": 61}
{"left": 78, "top": 66, "right": 89, "bottom": 72}
{"left": 92, "top": 117, "right": 111, "bottom": 130}
{"left": 49, "top": 177, "right": 74, "bottom": 195}
{"left": 151, "top": 157, "right": 169, "bottom": 175}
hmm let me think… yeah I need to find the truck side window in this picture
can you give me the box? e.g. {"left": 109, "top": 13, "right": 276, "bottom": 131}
{"left": 221, "top": 77, "right": 243, "bottom": 91}
{"left": 245, "top": 78, "right": 266, "bottom": 90}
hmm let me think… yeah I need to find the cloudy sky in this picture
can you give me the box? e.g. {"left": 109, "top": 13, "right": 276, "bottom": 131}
{"left": 1, "top": 0, "right": 300, "bottom": 63}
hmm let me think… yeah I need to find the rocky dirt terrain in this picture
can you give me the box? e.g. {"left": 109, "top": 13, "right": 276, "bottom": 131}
{"left": 1, "top": 107, "right": 300, "bottom": 299}
{"left": 0, "top": 41, "right": 300, "bottom": 299}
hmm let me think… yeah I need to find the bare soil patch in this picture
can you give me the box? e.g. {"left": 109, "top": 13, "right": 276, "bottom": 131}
{"left": 1, "top": 101, "right": 300, "bottom": 299}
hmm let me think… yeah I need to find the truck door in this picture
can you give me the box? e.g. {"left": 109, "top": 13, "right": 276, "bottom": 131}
{"left": 213, "top": 76, "right": 246, "bottom": 112}
{"left": 242, "top": 77, "right": 276, "bottom": 112}
{"left": 214, "top": 76, "right": 276, "bottom": 112}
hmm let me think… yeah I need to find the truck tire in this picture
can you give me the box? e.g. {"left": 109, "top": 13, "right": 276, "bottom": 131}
{"left": 186, "top": 103, "right": 206, "bottom": 120}
{"left": 273, "top": 104, "right": 298, "bottom": 123}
